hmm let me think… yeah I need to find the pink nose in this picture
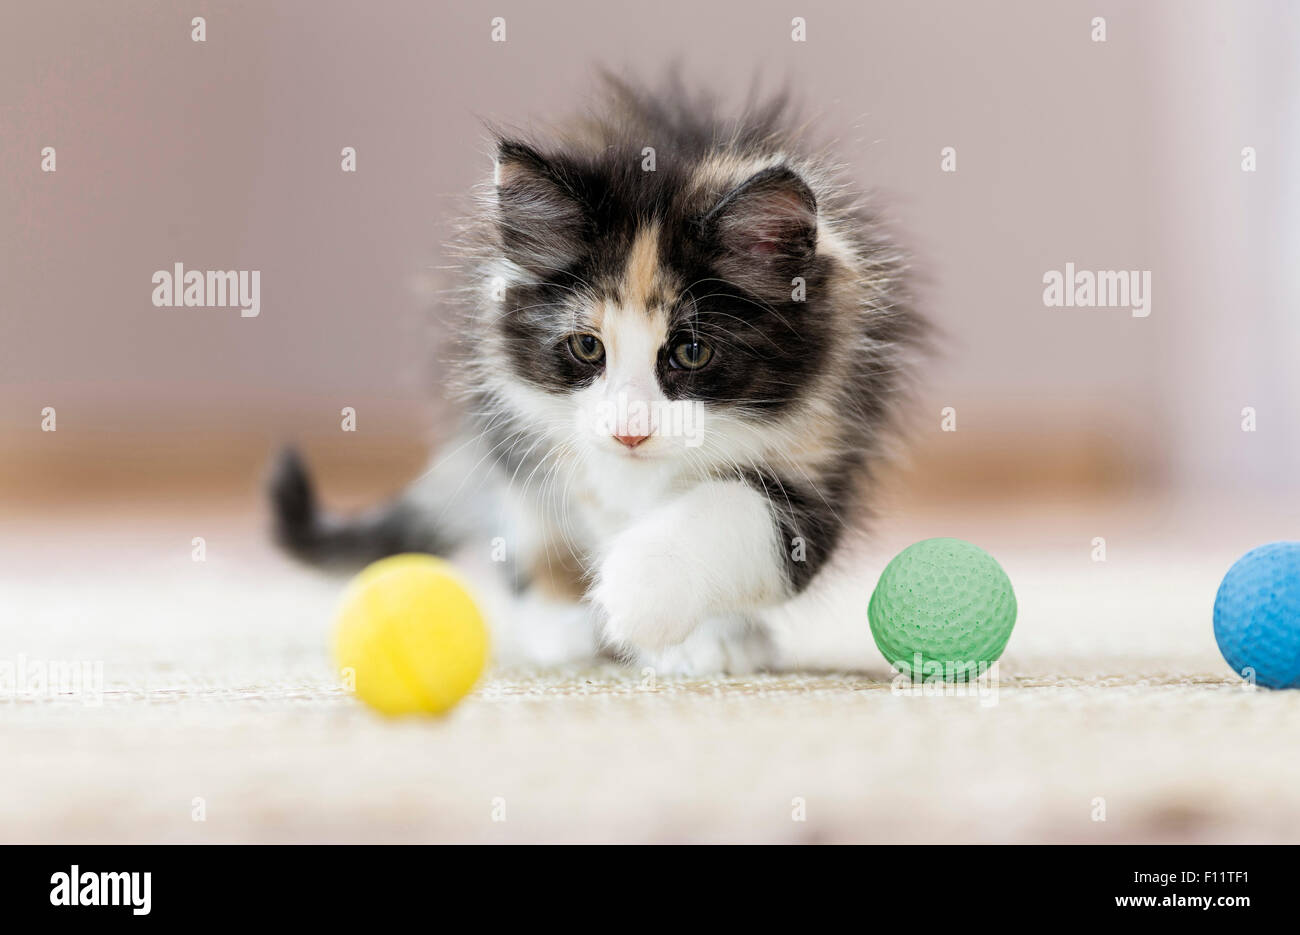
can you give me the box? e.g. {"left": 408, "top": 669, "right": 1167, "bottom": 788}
{"left": 614, "top": 434, "right": 651, "bottom": 449}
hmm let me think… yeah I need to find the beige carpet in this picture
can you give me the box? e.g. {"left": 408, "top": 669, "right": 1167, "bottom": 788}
{"left": 4, "top": 493, "right": 1300, "bottom": 843}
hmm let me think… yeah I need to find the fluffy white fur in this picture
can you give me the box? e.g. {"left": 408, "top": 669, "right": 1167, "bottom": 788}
{"left": 410, "top": 292, "right": 873, "bottom": 674}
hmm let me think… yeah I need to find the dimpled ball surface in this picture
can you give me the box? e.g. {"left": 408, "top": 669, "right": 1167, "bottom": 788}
{"left": 868, "top": 538, "right": 1017, "bottom": 680}
{"left": 1213, "top": 541, "right": 1300, "bottom": 689}
{"left": 333, "top": 554, "right": 488, "bottom": 716}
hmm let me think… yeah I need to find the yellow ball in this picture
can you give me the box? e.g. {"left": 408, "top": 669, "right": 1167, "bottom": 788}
{"left": 332, "top": 554, "right": 488, "bottom": 716}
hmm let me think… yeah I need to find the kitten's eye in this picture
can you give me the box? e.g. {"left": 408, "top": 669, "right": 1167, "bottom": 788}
{"left": 670, "top": 340, "right": 713, "bottom": 370}
{"left": 567, "top": 332, "right": 605, "bottom": 365}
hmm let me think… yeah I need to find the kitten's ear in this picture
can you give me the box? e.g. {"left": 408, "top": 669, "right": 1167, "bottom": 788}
{"left": 703, "top": 165, "right": 818, "bottom": 296}
{"left": 494, "top": 140, "right": 588, "bottom": 276}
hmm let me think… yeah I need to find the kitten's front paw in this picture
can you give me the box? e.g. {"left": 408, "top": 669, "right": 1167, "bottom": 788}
{"left": 591, "top": 537, "right": 702, "bottom": 653}
{"left": 640, "top": 619, "right": 775, "bottom": 676}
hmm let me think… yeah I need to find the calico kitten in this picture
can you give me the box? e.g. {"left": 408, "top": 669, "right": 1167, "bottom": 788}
{"left": 271, "top": 76, "right": 924, "bottom": 674}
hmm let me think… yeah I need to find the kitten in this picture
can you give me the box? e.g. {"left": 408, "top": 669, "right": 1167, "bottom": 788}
{"left": 271, "top": 76, "right": 924, "bottom": 674}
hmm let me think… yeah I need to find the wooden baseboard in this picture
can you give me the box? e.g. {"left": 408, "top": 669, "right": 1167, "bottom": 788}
{"left": 1, "top": 420, "right": 1143, "bottom": 507}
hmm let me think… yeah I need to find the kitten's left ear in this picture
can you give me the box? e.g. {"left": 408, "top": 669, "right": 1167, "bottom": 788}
{"left": 703, "top": 165, "right": 818, "bottom": 290}
{"left": 493, "top": 140, "right": 589, "bottom": 276}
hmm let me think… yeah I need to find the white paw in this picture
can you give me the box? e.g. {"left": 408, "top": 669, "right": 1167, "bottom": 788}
{"left": 639, "top": 618, "right": 774, "bottom": 676}
{"left": 492, "top": 594, "right": 601, "bottom": 667}
{"left": 590, "top": 532, "right": 704, "bottom": 653}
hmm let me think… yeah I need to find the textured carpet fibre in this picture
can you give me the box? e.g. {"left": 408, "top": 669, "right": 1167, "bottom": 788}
{"left": 4, "top": 496, "right": 1300, "bottom": 843}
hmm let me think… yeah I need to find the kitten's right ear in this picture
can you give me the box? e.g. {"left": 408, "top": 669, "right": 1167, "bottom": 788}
{"left": 493, "top": 141, "right": 588, "bottom": 276}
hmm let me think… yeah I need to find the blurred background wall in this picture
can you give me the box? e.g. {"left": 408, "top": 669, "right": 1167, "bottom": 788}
{"left": 2, "top": 0, "right": 1297, "bottom": 504}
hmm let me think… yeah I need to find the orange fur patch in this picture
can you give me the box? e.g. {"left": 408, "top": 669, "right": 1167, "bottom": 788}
{"left": 621, "top": 224, "right": 662, "bottom": 310}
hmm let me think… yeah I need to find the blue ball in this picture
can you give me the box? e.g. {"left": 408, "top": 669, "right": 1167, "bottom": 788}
{"left": 1213, "top": 541, "right": 1300, "bottom": 689}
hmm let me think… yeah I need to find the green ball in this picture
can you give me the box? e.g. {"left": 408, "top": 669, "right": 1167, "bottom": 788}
{"left": 868, "top": 538, "right": 1017, "bottom": 681}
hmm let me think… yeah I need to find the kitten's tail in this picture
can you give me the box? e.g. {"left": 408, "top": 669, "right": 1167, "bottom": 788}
{"left": 268, "top": 448, "right": 450, "bottom": 567}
